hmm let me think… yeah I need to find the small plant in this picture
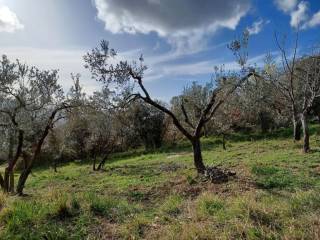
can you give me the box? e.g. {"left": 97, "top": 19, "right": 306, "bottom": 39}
{"left": 251, "top": 165, "right": 280, "bottom": 175}
{"left": 51, "top": 194, "right": 81, "bottom": 220}
{"left": 196, "top": 193, "right": 225, "bottom": 218}
{"left": 128, "top": 191, "right": 145, "bottom": 201}
{"left": 87, "top": 193, "right": 137, "bottom": 222}
{"left": 186, "top": 175, "right": 197, "bottom": 185}
{"left": 159, "top": 195, "right": 183, "bottom": 217}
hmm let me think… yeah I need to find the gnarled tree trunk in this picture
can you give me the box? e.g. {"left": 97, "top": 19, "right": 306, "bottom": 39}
{"left": 301, "top": 113, "right": 310, "bottom": 153}
{"left": 97, "top": 155, "right": 108, "bottom": 171}
{"left": 192, "top": 138, "right": 206, "bottom": 174}
{"left": 93, "top": 156, "right": 96, "bottom": 171}
{"left": 293, "top": 116, "right": 302, "bottom": 141}
{"left": 222, "top": 134, "right": 226, "bottom": 150}
{"left": 3, "top": 129, "right": 24, "bottom": 193}
{"left": 16, "top": 108, "right": 58, "bottom": 195}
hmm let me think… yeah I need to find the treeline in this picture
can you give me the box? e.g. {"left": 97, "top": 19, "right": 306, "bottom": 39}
{"left": 0, "top": 32, "right": 319, "bottom": 195}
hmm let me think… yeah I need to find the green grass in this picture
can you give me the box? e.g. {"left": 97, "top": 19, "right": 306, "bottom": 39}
{"left": 1, "top": 127, "right": 320, "bottom": 239}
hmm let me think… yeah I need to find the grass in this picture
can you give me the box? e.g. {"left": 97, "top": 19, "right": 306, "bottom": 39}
{"left": 1, "top": 126, "right": 320, "bottom": 239}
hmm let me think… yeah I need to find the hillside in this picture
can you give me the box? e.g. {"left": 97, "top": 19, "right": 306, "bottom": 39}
{"left": 1, "top": 128, "right": 320, "bottom": 239}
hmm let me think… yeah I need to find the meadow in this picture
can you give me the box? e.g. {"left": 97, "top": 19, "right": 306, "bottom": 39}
{"left": 1, "top": 127, "right": 320, "bottom": 239}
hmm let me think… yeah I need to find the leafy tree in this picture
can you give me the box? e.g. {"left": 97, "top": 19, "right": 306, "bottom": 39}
{"left": 130, "top": 99, "right": 166, "bottom": 150}
{"left": 260, "top": 35, "right": 320, "bottom": 152}
{"left": 0, "top": 55, "right": 79, "bottom": 195}
{"left": 84, "top": 40, "right": 252, "bottom": 174}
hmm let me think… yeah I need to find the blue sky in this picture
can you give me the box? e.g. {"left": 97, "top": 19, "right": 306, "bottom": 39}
{"left": 0, "top": 0, "right": 319, "bottom": 101}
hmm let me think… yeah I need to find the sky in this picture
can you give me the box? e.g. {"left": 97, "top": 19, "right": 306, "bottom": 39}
{"left": 0, "top": 0, "right": 319, "bottom": 101}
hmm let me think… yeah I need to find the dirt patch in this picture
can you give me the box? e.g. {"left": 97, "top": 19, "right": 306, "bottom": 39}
{"left": 158, "top": 163, "right": 187, "bottom": 172}
{"left": 126, "top": 172, "right": 255, "bottom": 205}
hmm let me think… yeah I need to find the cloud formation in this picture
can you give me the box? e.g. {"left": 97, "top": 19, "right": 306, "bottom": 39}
{"left": 290, "top": 1, "right": 308, "bottom": 28}
{"left": 303, "top": 10, "right": 320, "bottom": 28}
{"left": 0, "top": 6, "right": 24, "bottom": 33}
{"left": 274, "top": 0, "right": 297, "bottom": 12}
{"left": 275, "top": 0, "right": 320, "bottom": 29}
{"left": 94, "top": 0, "right": 251, "bottom": 51}
{"left": 247, "top": 19, "right": 269, "bottom": 35}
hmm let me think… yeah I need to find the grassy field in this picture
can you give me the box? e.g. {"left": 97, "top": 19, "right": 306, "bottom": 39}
{"left": 1, "top": 127, "right": 320, "bottom": 239}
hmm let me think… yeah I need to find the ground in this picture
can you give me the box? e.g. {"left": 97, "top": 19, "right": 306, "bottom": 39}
{"left": 1, "top": 127, "right": 320, "bottom": 239}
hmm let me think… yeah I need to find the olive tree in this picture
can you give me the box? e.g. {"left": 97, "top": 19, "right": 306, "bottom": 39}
{"left": 84, "top": 40, "right": 252, "bottom": 174}
{"left": 261, "top": 35, "right": 320, "bottom": 152}
{"left": 0, "top": 55, "right": 79, "bottom": 195}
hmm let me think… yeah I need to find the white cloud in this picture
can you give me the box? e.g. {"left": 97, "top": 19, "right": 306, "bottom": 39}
{"left": 247, "top": 19, "right": 270, "bottom": 35}
{"left": 274, "top": 0, "right": 320, "bottom": 30}
{"left": 290, "top": 1, "right": 308, "bottom": 28}
{"left": 303, "top": 11, "right": 320, "bottom": 28}
{"left": 142, "top": 47, "right": 273, "bottom": 82}
{"left": 94, "top": 0, "right": 251, "bottom": 52}
{"left": 274, "top": 0, "right": 297, "bottom": 12}
{"left": 0, "top": 6, "right": 24, "bottom": 33}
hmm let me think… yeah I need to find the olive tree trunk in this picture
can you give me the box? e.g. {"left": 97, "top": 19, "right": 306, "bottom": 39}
{"left": 97, "top": 155, "right": 109, "bottom": 171}
{"left": 3, "top": 129, "right": 24, "bottom": 193}
{"left": 16, "top": 109, "right": 58, "bottom": 195}
{"left": 192, "top": 138, "right": 206, "bottom": 174}
{"left": 293, "top": 116, "right": 302, "bottom": 141}
{"left": 301, "top": 113, "right": 310, "bottom": 153}
{"left": 222, "top": 134, "right": 226, "bottom": 150}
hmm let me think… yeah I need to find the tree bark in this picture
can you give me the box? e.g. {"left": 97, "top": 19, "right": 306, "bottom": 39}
{"left": 192, "top": 138, "right": 206, "bottom": 174}
{"left": 222, "top": 134, "right": 226, "bottom": 150}
{"left": 16, "top": 168, "right": 31, "bottom": 195}
{"left": 301, "top": 113, "right": 310, "bottom": 153}
{"left": 293, "top": 116, "right": 302, "bottom": 141}
{"left": 3, "top": 129, "right": 24, "bottom": 193}
{"left": 16, "top": 108, "right": 58, "bottom": 195}
{"left": 53, "top": 158, "right": 58, "bottom": 173}
{"left": 97, "top": 155, "right": 108, "bottom": 171}
{"left": 93, "top": 156, "right": 96, "bottom": 171}
{"left": 0, "top": 174, "right": 4, "bottom": 189}
{"left": 8, "top": 130, "right": 14, "bottom": 165}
